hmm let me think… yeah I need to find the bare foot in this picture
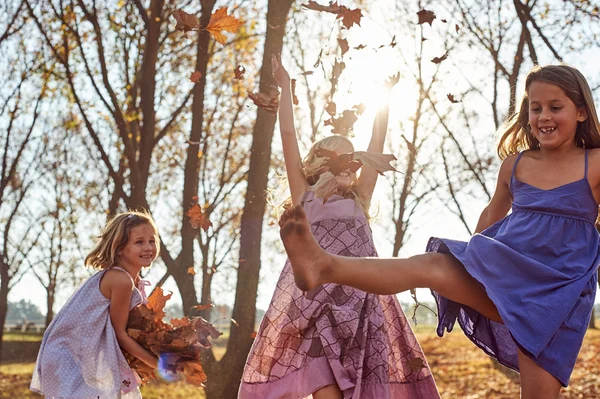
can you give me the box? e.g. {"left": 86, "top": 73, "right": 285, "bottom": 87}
{"left": 279, "top": 205, "right": 332, "bottom": 291}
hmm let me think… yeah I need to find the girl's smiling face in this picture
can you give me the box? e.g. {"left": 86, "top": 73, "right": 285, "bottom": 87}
{"left": 119, "top": 223, "right": 158, "bottom": 269}
{"left": 528, "top": 81, "right": 587, "bottom": 150}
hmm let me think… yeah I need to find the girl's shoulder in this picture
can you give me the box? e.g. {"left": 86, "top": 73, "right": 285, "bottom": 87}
{"left": 99, "top": 268, "right": 135, "bottom": 299}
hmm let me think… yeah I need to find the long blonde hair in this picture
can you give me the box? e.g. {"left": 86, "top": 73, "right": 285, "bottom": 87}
{"left": 497, "top": 64, "right": 600, "bottom": 160}
{"left": 85, "top": 210, "right": 160, "bottom": 269}
{"left": 301, "top": 135, "right": 371, "bottom": 219}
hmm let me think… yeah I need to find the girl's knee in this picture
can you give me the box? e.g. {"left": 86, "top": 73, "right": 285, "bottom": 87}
{"left": 411, "top": 252, "right": 456, "bottom": 290}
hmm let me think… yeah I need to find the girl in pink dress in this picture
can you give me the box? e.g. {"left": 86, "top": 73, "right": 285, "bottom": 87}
{"left": 31, "top": 211, "right": 159, "bottom": 398}
{"left": 238, "top": 56, "right": 439, "bottom": 399}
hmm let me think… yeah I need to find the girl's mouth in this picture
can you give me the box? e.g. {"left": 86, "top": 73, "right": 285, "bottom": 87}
{"left": 539, "top": 127, "right": 556, "bottom": 134}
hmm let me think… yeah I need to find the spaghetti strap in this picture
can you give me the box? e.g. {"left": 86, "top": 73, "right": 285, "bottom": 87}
{"left": 511, "top": 151, "right": 525, "bottom": 179}
{"left": 584, "top": 149, "right": 589, "bottom": 179}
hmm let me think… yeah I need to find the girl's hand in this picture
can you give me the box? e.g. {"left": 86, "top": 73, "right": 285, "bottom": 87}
{"left": 271, "top": 54, "right": 290, "bottom": 87}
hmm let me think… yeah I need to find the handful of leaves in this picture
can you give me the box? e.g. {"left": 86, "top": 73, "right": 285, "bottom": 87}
{"left": 124, "top": 287, "right": 222, "bottom": 386}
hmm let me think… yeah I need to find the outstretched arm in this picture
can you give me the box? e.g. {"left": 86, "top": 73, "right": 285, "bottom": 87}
{"left": 272, "top": 55, "right": 308, "bottom": 206}
{"left": 474, "top": 155, "right": 516, "bottom": 233}
{"left": 356, "top": 102, "right": 390, "bottom": 204}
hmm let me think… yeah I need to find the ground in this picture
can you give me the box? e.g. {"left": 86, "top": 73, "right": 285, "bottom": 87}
{"left": 1, "top": 326, "right": 599, "bottom": 398}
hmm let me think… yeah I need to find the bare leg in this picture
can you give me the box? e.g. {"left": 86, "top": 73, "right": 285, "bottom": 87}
{"left": 280, "top": 205, "right": 502, "bottom": 322}
{"left": 312, "top": 384, "right": 343, "bottom": 399}
{"left": 518, "top": 350, "right": 561, "bottom": 399}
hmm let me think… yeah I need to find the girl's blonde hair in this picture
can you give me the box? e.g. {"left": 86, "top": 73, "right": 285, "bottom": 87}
{"left": 85, "top": 210, "right": 160, "bottom": 269}
{"left": 497, "top": 64, "right": 600, "bottom": 160}
{"left": 301, "top": 135, "right": 371, "bottom": 219}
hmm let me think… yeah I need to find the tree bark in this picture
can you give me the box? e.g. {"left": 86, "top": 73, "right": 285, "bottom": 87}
{"left": 0, "top": 259, "right": 10, "bottom": 357}
{"left": 202, "top": 1, "right": 294, "bottom": 397}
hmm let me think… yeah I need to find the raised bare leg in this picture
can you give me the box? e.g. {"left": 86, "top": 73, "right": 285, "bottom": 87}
{"left": 312, "top": 384, "right": 343, "bottom": 399}
{"left": 517, "top": 350, "right": 561, "bottom": 399}
{"left": 280, "top": 205, "right": 501, "bottom": 322}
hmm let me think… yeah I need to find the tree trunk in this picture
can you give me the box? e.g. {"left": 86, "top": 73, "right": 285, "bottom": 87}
{"left": 202, "top": 1, "right": 294, "bottom": 397}
{"left": 45, "top": 284, "right": 55, "bottom": 328}
{"left": 0, "top": 260, "right": 10, "bottom": 358}
{"left": 589, "top": 306, "right": 597, "bottom": 330}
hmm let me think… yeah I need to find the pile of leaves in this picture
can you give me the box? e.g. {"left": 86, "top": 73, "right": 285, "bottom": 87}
{"left": 124, "top": 287, "right": 222, "bottom": 386}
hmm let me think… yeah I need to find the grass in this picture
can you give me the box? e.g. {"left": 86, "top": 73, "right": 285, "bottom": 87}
{"left": 2, "top": 325, "right": 600, "bottom": 398}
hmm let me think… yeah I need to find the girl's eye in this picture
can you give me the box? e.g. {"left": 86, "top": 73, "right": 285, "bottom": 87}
{"left": 552, "top": 107, "right": 562, "bottom": 111}
{"left": 531, "top": 108, "right": 540, "bottom": 112}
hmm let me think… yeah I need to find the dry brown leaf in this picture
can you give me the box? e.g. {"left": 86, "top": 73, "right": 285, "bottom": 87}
{"left": 206, "top": 7, "right": 243, "bottom": 45}
{"left": 324, "top": 109, "right": 358, "bottom": 136}
{"left": 248, "top": 87, "right": 280, "bottom": 113}
{"left": 325, "top": 101, "right": 337, "bottom": 116}
{"left": 417, "top": 9, "right": 436, "bottom": 26}
{"left": 447, "top": 93, "right": 460, "bottom": 103}
{"left": 187, "top": 266, "right": 196, "bottom": 275}
{"left": 431, "top": 51, "right": 449, "bottom": 64}
{"left": 191, "top": 303, "right": 214, "bottom": 311}
{"left": 187, "top": 203, "right": 212, "bottom": 231}
{"left": 339, "top": 8, "right": 362, "bottom": 29}
{"left": 190, "top": 71, "right": 202, "bottom": 83}
{"left": 146, "top": 287, "right": 172, "bottom": 322}
{"left": 234, "top": 65, "right": 246, "bottom": 80}
{"left": 338, "top": 38, "right": 349, "bottom": 55}
{"left": 173, "top": 10, "right": 200, "bottom": 32}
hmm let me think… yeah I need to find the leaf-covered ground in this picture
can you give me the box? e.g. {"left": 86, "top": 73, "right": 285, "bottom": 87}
{"left": 1, "top": 328, "right": 599, "bottom": 398}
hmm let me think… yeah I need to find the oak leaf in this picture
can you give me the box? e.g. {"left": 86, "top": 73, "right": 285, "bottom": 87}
{"left": 206, "top": 7, "right": 243, "bottom": 45}
{"left": 173, "top": 10, "right": 200, "bottom": 32}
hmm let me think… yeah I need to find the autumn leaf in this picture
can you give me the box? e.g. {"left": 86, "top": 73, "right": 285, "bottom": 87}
{"left": 441, "top": 18, "right": 447, "bottom": 23}
{"left": 455, "top": 24, "right": 460, "bottom": 33}
{"left": 187, "top": 203, "right": 213, "bottom": 231}
{"left": 301, "top": 70, "right": 314, "bottom": 76}
{"left": 206, "top": 7, "right": 243, "bottom": 45}
{"left": 147, "top": 286, "right": 172, "bottom": 322}
{"left": 301, "top": 1, "right": 344, "bottom": 13}
{"left": 234, "top": 65, "right": 246, "bottom": 80}
{"left": 338, "top": 38, "right": 349, "bottom": 55}
{"left": 231, "top": 318, "right": 240, "bottom": 327}
{"left": 431, "top": 51, "right": 449, "bottom": 64}
{"left": 314, "top": 148, "right": 362, "bottom": 175}
{"left": 187, "top": 266, "right": 196, "bottom": 275}
{"left": 173, "top": 10, "right": 200, "bottom": 32}
{"left": 170, "top": 317, "right": 191, "bottom": 328}
{"left": 330, "top": 59, "right": 345, "bottom": 89}
{"left": 339, "top": 8, "right": 362, "bottom": 29}
{"left": 325, "top": 101, "right": 337, "bottom": 116}
{"left": 191, "top": 303, "right": 214, "bottom": 311}
{"left": 251, "top": 331, "right": 257, "bottom": 338}
{"left": 353, "top": 103, "right": 367, "bottom": 115}
{"left": 354, "top": 44, "right": 367, "bottom": 50}
{"left": 417, "top": 9, "right": 436, "bottom": 26}
{"left": 407, "top": 357, "right": 426, "bottom": 372}
{"left": 447, "top": 93, "right": 460, "bottom": 103}
{"left": 190, "top": 71, "right": 202, "bottom": 83}
{"left": 291, "top": 79, "right": 299, "bottom": 105}
{"left": 248, "top": 87, "right": 280, "bottom": 113}
{"left": 324, "top": 109, "right": 358, "bottom": 136}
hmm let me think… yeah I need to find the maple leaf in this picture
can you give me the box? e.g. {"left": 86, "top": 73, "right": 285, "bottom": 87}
{"left": 338, "top": 8, "right": 362, "bottom": 29}
{"left": 338, "top": 38, "right": 349, "bottom": 55}
{"left": 447, "top": 93, "right": 460, "bottom": 103}
{"left": 190, "top": 71, "right": 202, "bottom": 83}
{"left": 291, "top": 79, "right": 299, "bottom": 105}
{"left": 324, "top": 109, "right": 358, "bottom": 136}
{"left": 187, "top": 203, "right": 212, "bottom": 231}
{"left": 187, "top": 266, "right": 196, "bottom": 275}
{"left": 431, "top": 51, "right": 449, "bottom": 64}
{"left": 147, "top": 286, "right": 172, "bottom": 322}
{"left": 417, "top": 9, "right": 436, "bottom": 26}
{"left": 233, "top": 65, "right": 245, "bottom": 80}
{"left": 206, "top": 7, "right": 243, "bottom": 45}
{"left": 169, "top": 317, "right": 191, "bottom": 328}
{"left": 314, "top": 148, "right": 362, "bottom": 175}
{"left": 301, "top": 1, "right": 344, "bottom": 13}
{"left": 173, "top": 10, "right": 200, "bottom": 32}
{"left": 248, "top": 87, "right": 280, "bottom": 113}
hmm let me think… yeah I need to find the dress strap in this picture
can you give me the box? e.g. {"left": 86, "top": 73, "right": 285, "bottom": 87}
{"left": 511, "top": 151, "right": 525, "bottom": 179}
{"left": 584, "top": 149, "right": 589, "bottom": 179}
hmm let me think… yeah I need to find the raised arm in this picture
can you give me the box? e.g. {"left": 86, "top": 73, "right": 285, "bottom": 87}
{"left": 356, "top": 102, "right": 390, "bottom": 204}
{"left": 474, "top": 155, "right": 516, "bottom": 233}
{"left": 272, "top": 55, "right": 308, "bottom": 206}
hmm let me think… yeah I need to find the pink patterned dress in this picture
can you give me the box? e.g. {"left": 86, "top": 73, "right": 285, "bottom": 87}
{"left": 31, "top": 266, "right": 150, "bottom": 398}
{"left": 239, "top": 191, "right": 439, "bottom": 399}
